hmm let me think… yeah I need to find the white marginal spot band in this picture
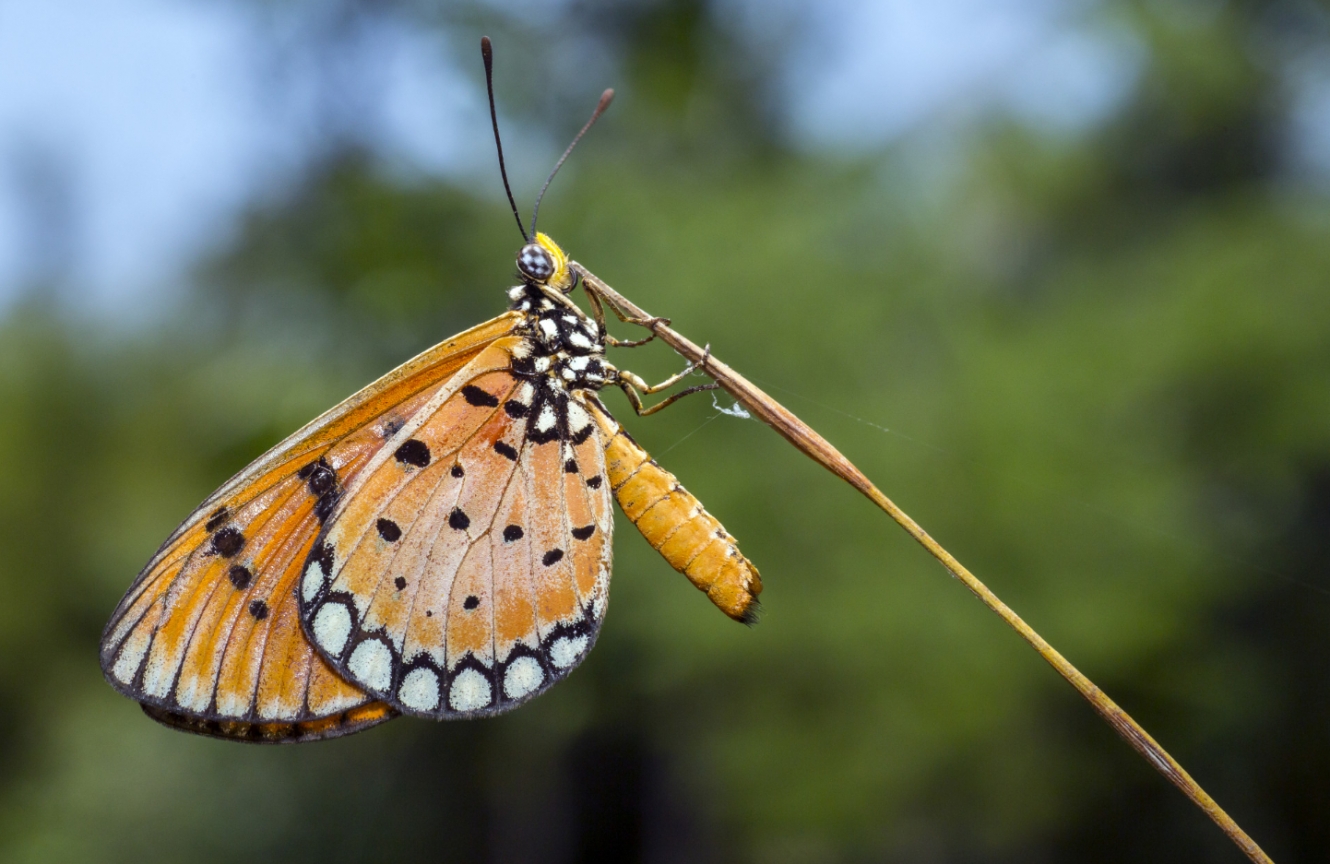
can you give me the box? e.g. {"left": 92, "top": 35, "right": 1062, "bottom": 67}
{"left": 548, "top": 635, "right": 588, "bottom": 669}
{"left": 348, "top": 639, "right": 394, "bottom": 693}
{"left": 312, "top": 602, "right": 353, "bottom": 656}
{"left": 398, "top": 667, "right": 441, "bottom": 712}
{"left": 503, "top": 657, "right": 544, "bottom": 700}
{"left": 301, "top": 559, "right": 325, "bottom": 603}
{"left": 449, "top": 668, "right": 492, "bottom": 712}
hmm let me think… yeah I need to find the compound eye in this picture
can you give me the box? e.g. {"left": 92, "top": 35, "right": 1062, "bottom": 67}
{"left": 517, "top": 243, "right": 555, "bottom": 282}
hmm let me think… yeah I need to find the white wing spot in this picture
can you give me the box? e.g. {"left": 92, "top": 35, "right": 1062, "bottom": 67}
{"left": 535, "top": 404, "right": 557, "bottom": 432}
{"left": 549, "top": 635, "right": 589, "bottom": 669}
{"left": 398, "top": 667, "right": 441, "bottom": 712}
{"left": 567, "top": 401, "right": 590, "bottom": 431}
{"left": 348, "top": 639, "right": 394, "bottom": 693}
{"left": 301, "top": 559, "right": 325, "bottom": 603}
{"left": 503, "top": 657, "right": 545, "bottom": 700}
{"left": 539, "top": 319, "right": 559, "bottom": 340}
{"left": 449, "top": 668, "right": 493, "bottom": 712}
{"left": 312, "top": 602, "right": 353, "bottom": 656}
{"left": 568, "top": 330, "right": 593, "bottom": 349}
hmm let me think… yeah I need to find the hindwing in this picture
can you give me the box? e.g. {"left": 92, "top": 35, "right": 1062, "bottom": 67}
{"left": 298, "top": 340, "right": 614, "bottom": 719}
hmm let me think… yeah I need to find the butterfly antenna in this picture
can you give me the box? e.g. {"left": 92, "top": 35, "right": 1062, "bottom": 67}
{"left": 481, "top": 36, "right": 528, "bottom": 243}
{"left": 530, "top": 88, "right": 614, "bottom": 237}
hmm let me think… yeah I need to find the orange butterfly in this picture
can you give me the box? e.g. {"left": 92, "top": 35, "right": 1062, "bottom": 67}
{"left": 99, "top": 39, "right": 761, "bottom": 743}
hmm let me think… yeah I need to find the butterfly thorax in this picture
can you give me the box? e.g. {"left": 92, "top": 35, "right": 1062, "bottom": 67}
{"left": 506, "top": 282, "right": 609, "bottom": 445}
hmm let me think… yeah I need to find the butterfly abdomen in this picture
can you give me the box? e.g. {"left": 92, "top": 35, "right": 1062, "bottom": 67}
{"left": 589, "top": 402, "right": 761, "bottom": 623}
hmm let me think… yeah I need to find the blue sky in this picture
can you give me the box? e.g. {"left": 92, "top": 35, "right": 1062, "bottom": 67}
{"left": 0, "top": 0, "right": 1150, "bottom": 317}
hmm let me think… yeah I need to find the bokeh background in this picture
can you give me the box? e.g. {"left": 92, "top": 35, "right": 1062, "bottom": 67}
{"left": 1, "top": 0, "right": 1328, "bottom": 861}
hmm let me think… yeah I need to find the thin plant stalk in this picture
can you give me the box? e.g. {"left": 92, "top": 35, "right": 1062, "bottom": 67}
{"left": 572, "top": 261, "right": 1274, "bottom": 864}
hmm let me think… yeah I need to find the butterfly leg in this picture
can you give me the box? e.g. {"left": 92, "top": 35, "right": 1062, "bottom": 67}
{"left": 583, "top": 282, "right": 669, "bottom": 348}
{"left": 609, "top": 346, "right": 719, "bottom": 416}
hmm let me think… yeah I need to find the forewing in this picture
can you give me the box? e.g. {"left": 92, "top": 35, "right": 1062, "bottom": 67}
{"left": 141, "top": 701, "right": 396, "bottom": 744}
{"left": 100, "top": 313, "right": 521, "bottom": 733}
{"left": 300, "top": 359, "right": 615, "bottom": 719}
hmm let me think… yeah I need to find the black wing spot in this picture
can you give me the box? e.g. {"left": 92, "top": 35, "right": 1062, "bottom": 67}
{"left": 449, "top": 508, "right": 470, "bottom": 531}
{"left": 451, "top": 464, "right": 465, "bottom": 478}
{"left": 205, "top": 507, "right": 229, "bottom": 532}
{"left": 382, "top": 418, "right": 404, "bottom": 438}
{"left": 228, "top": 565, "right": 252, "bottom": 590}
{"left": 586, "top": 475, "right": 603, "bottom": 489}
{"left": 395, "top": 439, "right": 431, "bottom": 467}
{"left": 572, "top": 525, "right": 596, "bottom": 541}
{"left": 394, "top": 576, "right": 407, "bottom": 591}
{"left": 564, "top": 459, "right": 578, "bottom": 474}
{"left": 248, "top": 599, "right": 269, "bottom": 620}
{"left": 463, "top": 595, "right": 480, "bottom": 610}
{"left": 503, "top": 524, "right": 523, "bottom": 542}
{"left": 504, "top": 400, "right": 528, "bottom": 418}
{"left": 425, "top": 610, "right": 433, "bottom": 617}
{"left": 494, "top": 441, "right": 518, "bottom": 461}
{"left": 313, "top": 488, "right": 342, "bottom": 523}
{"left": 377, "top": 518, "right": 402, "bottom": 542}
{"left": 571, "top": 425, "right": 594, "bottom": 445}
{"left": 212, "top": 527, "right": 245, "bottom": 558}
{"left": 302, "top": 458, "right": 337, "bottom": 496}
{"left": 462, "top": 385, "right": 500, "bottom": 408}
{"left": 542, "top": 549, "right": 564, "bottom": 566}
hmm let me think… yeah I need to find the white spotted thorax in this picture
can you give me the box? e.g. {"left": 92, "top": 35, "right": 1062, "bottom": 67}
{"left": 505, "top": 281, "right": 610, "bottom": 444}
{"left": 505, "top": 235, "right": 611, "bottom": 447}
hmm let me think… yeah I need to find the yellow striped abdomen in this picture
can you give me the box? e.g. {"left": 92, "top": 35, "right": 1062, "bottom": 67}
{"left": 587, "top": 399, "right": 761, "bottom": 623}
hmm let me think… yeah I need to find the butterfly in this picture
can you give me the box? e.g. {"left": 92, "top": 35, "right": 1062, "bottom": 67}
{"left": 98, "top": 40, "right": 762, "bottom": 743}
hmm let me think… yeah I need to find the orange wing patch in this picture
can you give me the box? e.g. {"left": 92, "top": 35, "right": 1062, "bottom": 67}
{"left": 299, "top": 345, "right": 614, "bottom": 719}
{"left": 100, "top": 314, "right": 520, "bottom": 737}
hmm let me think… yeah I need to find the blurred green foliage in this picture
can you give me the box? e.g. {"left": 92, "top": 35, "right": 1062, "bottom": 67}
{"left": 1, "top": 1, "right": 1329, "bottom": 861}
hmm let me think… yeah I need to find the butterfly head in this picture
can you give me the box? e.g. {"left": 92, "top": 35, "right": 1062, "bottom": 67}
{"left": 517, "top": 232, "right": 574, "bottom": 293}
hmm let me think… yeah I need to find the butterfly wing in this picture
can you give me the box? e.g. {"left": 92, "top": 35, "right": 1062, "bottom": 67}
{"left": 141, "top": 701, "right": 396, "bottom": 744}
{"left": 299, "top": 344, "right": 614, "bottom": 719}
{"left": 100, "top": 313, "right": 522, "bottom": 737}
